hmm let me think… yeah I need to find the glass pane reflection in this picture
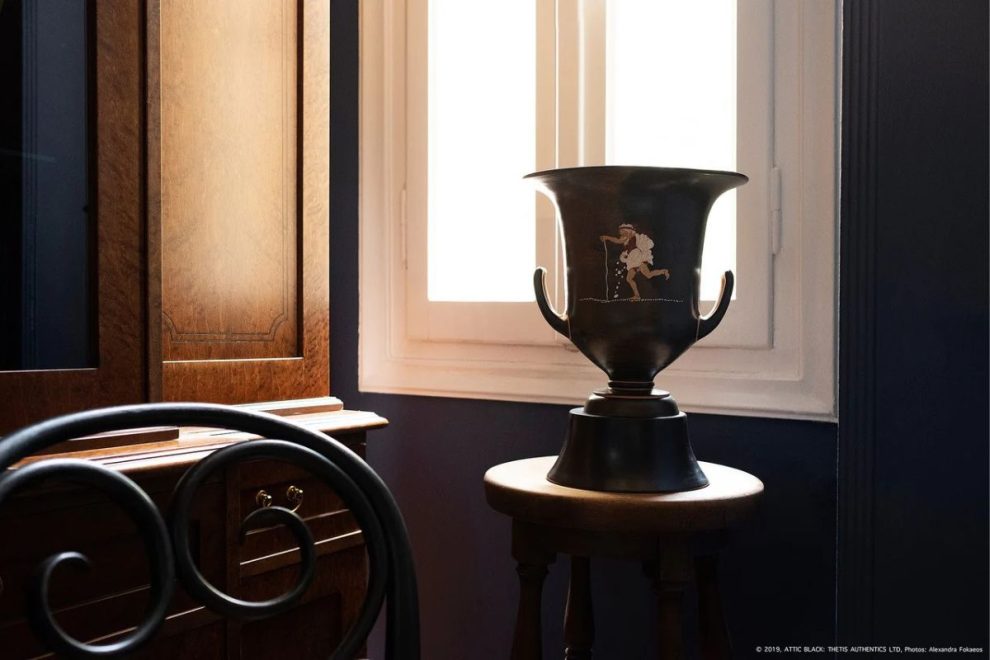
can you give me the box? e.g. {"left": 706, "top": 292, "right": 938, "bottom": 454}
{"left": 0, "top": 0, "right": 94, "bottom": 370}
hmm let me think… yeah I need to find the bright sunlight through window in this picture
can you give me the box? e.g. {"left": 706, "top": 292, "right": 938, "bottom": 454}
{"left": 427, "top": 0, "right": 536, "bottom": 302}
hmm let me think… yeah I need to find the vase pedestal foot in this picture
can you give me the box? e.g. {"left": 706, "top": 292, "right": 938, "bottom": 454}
{"left": 547, "top": 398, "right": 708, "bottom": 493}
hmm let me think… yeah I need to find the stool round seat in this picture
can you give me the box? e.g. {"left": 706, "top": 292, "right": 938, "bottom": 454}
{"left": 485, "top": 457, "right": 764, "bottom": 659}
{"left": 485, "top": 456, "right": 764, "bottom": 534}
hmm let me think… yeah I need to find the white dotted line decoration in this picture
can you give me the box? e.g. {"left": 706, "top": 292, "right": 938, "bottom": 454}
{"left": 579, "top": 297, "right": 684, "bottom": 304}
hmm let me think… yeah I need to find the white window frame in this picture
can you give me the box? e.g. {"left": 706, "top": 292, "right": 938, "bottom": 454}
{"left": 359, "top": 0, "right": 839, "bottom": 421}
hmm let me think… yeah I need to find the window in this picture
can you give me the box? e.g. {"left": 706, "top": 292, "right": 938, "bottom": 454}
{"left": 360, "top": 0, "right": 838, "bottom": 420}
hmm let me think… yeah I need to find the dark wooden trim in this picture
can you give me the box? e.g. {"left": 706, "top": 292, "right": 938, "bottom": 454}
{"left": 145, "top": 0, "right": 163, "bottom": 402}
{"left": 85, "top": 0, "right": 100, "bottom": 369}
{"left": 837, "top": 0, "right": 880, "bottom": 643}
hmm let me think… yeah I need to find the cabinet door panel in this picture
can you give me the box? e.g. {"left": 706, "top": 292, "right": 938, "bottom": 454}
{"left": 159, "top": 0, "right": 299, "bottom": 363}
{"left": 150, "top": 0, "right": 330, "bottom": 403}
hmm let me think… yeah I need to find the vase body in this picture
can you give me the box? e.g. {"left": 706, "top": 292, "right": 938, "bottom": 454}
{"left": 529, "top": 166, "right": 747, "bottom": 392}
{"left": 529, "top": 166, "right": 747, "bottom": 492}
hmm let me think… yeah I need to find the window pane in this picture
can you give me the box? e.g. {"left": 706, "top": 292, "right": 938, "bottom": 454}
{"left": 427, "top": 0, "right": 536, "bottom": 302}
{"left": 605, "top": 0, "right": 736, "bottom": 300}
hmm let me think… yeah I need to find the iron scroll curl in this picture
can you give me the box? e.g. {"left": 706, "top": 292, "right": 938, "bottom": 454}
{"left": 167, "top": 438, "right": 389, "bottom": 643}
{"left": 0, "top": 459, "right": 174, "bottom": 658}
{"left": 0, "top": 403, "right": 420, "bottom": 660}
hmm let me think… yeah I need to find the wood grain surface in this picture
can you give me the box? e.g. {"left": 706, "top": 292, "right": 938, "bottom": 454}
{"left": 159, "top": 0, "right": 299, "bottom": 362}
{"left": 153, "top": 0, "right": 331, "bottom": 403}
{"left": 12, "top": 408, "right": 386, "bottom": 477}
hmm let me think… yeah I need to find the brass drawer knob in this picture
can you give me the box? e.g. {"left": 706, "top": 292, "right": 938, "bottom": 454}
{"left": 286, "top": 485, "right": 304, "bottom": 513}
{"left": 255, "top": 489, "right": 273, "bottom": 509}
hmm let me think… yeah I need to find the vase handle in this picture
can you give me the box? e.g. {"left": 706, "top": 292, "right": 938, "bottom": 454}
{"left": 533, "top": 267, "right": 570, "bottom": 338}
{"left": 697, "top": 270, "right": 734, "bottom": 340}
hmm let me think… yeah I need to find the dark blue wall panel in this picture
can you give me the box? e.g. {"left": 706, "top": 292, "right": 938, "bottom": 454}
{"left": 838, "top": 0, "right": 989, "bottom": 645}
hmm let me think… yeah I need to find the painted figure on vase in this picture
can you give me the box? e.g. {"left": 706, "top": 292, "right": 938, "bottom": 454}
{"left": 599, "top": 223, "right": 670, "bottom": 300}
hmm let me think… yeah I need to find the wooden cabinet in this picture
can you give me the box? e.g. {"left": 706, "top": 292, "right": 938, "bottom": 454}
{"left": 0, "top": 1, "right": 147, "bottom": 432}
{"left": 0, "top": 0, "right": 333, "bottom": 433}
{"left": 0, "top": 3, "right": 361, "bottom": 655}
{"left": 0, "top": 412, "right": 385, "bottom": 658}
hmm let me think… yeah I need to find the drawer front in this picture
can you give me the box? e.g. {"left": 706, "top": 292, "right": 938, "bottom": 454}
{"left": 240, "top": 471, "right": 346, "bottom": 523}
{"left": 235, "top": 460, "right": 364, "bottom": 569}
{"left": 233, "top": 459, "right": 369, "bottom": 659}
{"left": 237, "top": 545, "right": 368, "bottom": 660}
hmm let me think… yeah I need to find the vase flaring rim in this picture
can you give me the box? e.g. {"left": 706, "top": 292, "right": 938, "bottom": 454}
{"left": 524, "top": 165, "right": 748, "bottom": 196}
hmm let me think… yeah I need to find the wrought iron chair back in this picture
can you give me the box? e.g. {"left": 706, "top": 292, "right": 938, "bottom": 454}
{"left": 0, "top": 403, "right": 420, "bottom": 659}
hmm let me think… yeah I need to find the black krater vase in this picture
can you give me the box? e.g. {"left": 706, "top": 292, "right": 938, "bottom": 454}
{"left": 527, "top": 166, "right": 748, "bottom": 492}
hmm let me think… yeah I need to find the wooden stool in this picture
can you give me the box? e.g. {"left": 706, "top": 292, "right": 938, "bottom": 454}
{"left": 484, "top": 456, "right": 763, "bottom": 660}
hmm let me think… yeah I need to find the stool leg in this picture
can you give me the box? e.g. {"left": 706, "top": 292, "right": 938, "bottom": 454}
{"left": 564, "top": 556, "right": 594, "bottom": 659}
{"left": 696, "top": 554, "right": 732, "bottom": 660}
{"left": 512, "top": 560, "right": 552, "bottom": 660}
{"left": 645, "top": 547, "right": 692, "bottom": 660}
{"left": 510, "top": 520, "right": 555, "bottom": 660}
{"left": 654, "top": 578, "right": 685, "bottom": 660}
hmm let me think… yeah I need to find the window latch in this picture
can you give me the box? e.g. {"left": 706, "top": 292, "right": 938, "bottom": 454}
{"left": 770, "top": 166, "right": 782, "bottom": 255}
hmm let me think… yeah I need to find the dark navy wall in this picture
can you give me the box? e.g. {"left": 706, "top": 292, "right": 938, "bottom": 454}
{"left": 329, "top": 0, "right": 987, "bottom": 657}
{"left": 837, "top": 0, "right": 989, "bottom": 646}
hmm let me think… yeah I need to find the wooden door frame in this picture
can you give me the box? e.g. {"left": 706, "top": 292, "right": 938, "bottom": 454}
{"left": 0, "top": 1, "right": 147, "bottom": 434}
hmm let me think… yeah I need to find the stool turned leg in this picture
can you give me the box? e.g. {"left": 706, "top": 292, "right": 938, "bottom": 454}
{"left": 652, "top": 572, "right": 685, "bottom": 660}
{"left": 511, "top": 560, "right": 552, "bottom": 660}
{"left": 645, "top": 547, "right": 692, "bottom": 660}
{"left": 564, "top": 556, "right": 594, "bottom": 659}
{"left": 510, "top": 520, "right": 555, "bottom": 660}
{"left": 696, "top": 554, "right": 732, "bottom": 660}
